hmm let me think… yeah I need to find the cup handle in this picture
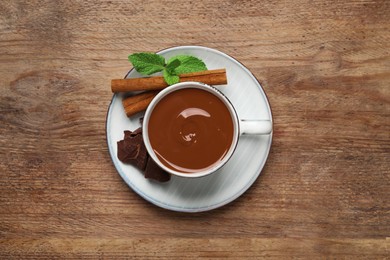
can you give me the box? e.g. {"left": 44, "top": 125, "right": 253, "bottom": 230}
{"left": 239, "top": 120, "right": 272, "bottom": 135}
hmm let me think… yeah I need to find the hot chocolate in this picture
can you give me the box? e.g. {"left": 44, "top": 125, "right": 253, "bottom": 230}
{"left": 147, "top": 88, "right": 234, "bottom": 173}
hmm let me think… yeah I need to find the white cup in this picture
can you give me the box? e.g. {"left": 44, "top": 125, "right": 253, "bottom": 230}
{"left": 143, "top": 82, "right": 272, "bottom": 178}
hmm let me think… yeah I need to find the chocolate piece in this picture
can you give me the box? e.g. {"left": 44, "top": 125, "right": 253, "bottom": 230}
{"left": 123, "top": 130, "right": 132, "bottom": 139}
{"left": 123, "top": 127, "right": 142, "bottom": 139}
{"left": 117, "top": 129, "right": 148, "bottom": 171}
{"left": 130, "top": 127, "right": 142, "bottom": 137}
{"left": 117, "top": 127, "right": 171, "bottom": 182}
{"left": 145, "top": 157, "right": 171, "bottom": 182}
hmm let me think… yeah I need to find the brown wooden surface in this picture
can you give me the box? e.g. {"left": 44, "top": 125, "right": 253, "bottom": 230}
{"left": 0, "top": 0, "right": 389, "bottom": 259}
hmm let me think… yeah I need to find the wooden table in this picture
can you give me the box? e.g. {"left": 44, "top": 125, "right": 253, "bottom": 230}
{"left": 1, "top": 0, "right": 389, "bottom": 258}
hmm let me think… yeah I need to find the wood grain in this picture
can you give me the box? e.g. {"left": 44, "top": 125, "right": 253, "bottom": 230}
{"left": 0, "top": 0, "right": 389, "bottom": 258}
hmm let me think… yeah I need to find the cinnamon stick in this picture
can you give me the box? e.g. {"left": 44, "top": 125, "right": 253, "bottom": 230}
{"left": 123, "top": 91, "right": 159, "bottom": 117}
{"left": 111, "top": 69, "right": 227, "bottom": 93}
{"left": 122, "top": 90, "right": 159, "bottom": 108}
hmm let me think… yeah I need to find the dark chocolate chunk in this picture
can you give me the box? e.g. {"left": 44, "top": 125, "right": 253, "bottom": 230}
{"left": 117, "top": 127, "right": 171, "bottom": 183}
{"left": 117, "top": 130, "right": 148, "bottom": 171}
{"left": 123, "top": 127, "right": 142, "bottom": 139}
{"left": 130, "top": 127, "right": 142, "bottom": 137}
{"left": 123, "top": 130, "right": 132, "bottom": 139}
{"left": 145, "top": 157, "right": 171, "bottom": 182}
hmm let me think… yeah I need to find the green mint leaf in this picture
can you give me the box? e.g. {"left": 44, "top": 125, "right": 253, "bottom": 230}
{"left": 165, "top": 58, "right": 181, "bottom": 74}
{"left": 128, "top": 52, "right": 165, "bottom": 75}
{"left": 128, "top": 53, "right": 207, "bottom": 85}
{"left": 167, "top": 55, "right": 207, "bottom": 74}
{"left": 163, "top": 69, "right": 180, "bottom": 85}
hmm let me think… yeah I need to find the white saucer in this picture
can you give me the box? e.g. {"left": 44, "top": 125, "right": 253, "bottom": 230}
{"left": 106, "top": 46, "right": 273, "bottom": 212}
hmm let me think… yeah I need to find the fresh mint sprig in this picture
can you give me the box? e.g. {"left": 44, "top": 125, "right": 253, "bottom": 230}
{"left": 128, "top": 52, "right": 207, "bottom": 85}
